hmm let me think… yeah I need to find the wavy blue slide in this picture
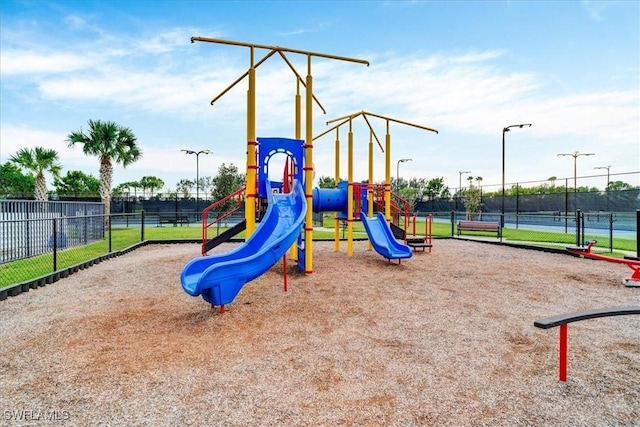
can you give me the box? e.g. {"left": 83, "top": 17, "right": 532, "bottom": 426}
{"left": 360, "top": 212, "right": 413, "bottom": 261}
{"left": 181, "top": 180, "right": 307, "bottom": 306}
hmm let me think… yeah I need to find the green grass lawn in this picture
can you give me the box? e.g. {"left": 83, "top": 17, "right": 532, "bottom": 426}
{"left": 1, "top": 218, "right": 636, "bottom": 289}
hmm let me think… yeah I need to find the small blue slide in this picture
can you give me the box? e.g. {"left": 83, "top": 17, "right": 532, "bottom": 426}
{"left": 181, "top": 180, "right": 307, "bottom": 307}
{"left": 360, "top": 212, "right": 413, "bottom": 261}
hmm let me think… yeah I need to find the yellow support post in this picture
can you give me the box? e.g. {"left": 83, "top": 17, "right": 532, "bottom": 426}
{"left": 304, "top": 56, "right": 314, "bottom": 274}
{"left": 289, "top": 80, "right": 302, "bottom": 262}
{"left": 295, "top": 80, "right": 301, "bottom": 139}
{"left": 385, "top": 122, "right": 391, "bottom": 222}
{"left": 334, "top": 129, "right": 341, "bottom": 252}
{"left": 245, "top": 53, "right": 257, "bottom": 236}
{"left": 347, "top": 122, "right": 354, "bottom": 257}
{"left": 368, "top": 130, "right": 374, "bottom": 251}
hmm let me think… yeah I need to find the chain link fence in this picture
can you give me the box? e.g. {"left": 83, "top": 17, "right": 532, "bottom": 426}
{"left": 2, "top": 202, "right": 638, "bottom": 300}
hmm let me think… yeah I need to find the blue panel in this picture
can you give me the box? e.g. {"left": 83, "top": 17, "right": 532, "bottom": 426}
{"left": 257, "top": 137, "right": 305, "bottom": 198}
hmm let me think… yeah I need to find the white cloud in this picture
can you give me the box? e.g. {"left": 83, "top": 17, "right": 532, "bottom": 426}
{"left": 581, "top": 0, "right": 618, "bottom": 21}
{"left": 1, "top": 24, "right": 638, "bottom": 190}
{"left": 0, "top": 50, "right": 101, "bottom": 75}
{"left": 63, "top": 14, "right": 88, "bottom": 30}
{"left": 134, "top": 27, "right": 201, "bottom": 54}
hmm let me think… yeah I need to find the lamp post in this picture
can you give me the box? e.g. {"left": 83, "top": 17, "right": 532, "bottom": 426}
{"left": 557, "top": 151, "right": 595, "bottom": 192}
{"left": 181, "top": 149, "right": 211, "bottom": 215}
{"left": 557, "top": 151, "right": 595, "bottom": 212}
{"left": 458, "top": 170, "right": 471, "bottom": 213}
{"left": 502, "top": 123, "right": 532, "bottom": 228}
{"left": 594, "top": 165, "right": 611, "bottom": 190}
{"left": 396, "top": 158, "right": 412, "bottom": 193}
{"left": 594, "top": 165, "right": 611, "bottom": 211}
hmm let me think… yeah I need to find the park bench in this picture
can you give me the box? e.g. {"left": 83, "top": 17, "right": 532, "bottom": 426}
{"left": 457, "top": 220, "right": 501, "bottom": 237}
{"left": 534, "top": 306, "right": 640, "bottom": 381}
{"left": 157, "top": 212, "right": 190, "bottom": 227}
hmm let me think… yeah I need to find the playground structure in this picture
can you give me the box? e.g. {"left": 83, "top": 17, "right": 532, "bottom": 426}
{"left": 180, "top": 37, "right": 438, "bottom": 311}
{"left": 190, "top": 36, "right": 370, "bottom": 275}
{"left": 181, "top": 37, "right": 437, "bottom": 311}
{"left": 189, "top": 37, "right": 437, "bottom": 268}
{"left": 181, "top": 136, "right": 425, "bottom": 311}
{"left": 566, "top": 240, "right": 640, "bottom": 287}
{"left": 313, "top": 110, "right": 438, "bottom": 257}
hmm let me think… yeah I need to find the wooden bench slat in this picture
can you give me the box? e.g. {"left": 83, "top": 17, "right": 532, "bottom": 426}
{"left": 534, "top": 306, "right": 640, "bottom": 329}
{"left": 457, "top": 220, "right": 501, "bottom": 237}
{"left": 157, "top": 213, "right": 190, "bottom": 226}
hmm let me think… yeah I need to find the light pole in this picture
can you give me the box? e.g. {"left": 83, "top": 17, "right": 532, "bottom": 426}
{"left": 557, "top": 151, "right": 595, "bottom": 212}
{"left": 181, "top": 149, "right": 211, "bottom": 215}
{"left": 557, "top": 151, "right": 595, "bottom": 192}
{"left": 458, "top": 170, "right": 471, "bottom": 212}
{"left": 594, "top": 165, "right": 611, "bottom": 211}
{"left": 396, "top": 158, "right": 412, "bottom": 193}
{"left": 594, "top": 165, "right": 611, "bottom": 190}
{"left": 502, "top": 124, "right": 532, "bottom": 228}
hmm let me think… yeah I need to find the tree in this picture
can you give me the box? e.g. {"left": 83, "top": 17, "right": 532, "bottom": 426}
{"left": 128, "top": 181, "right": 141, "bottom": 199}
{"left": 139, "top": 176, "right": 164, "bottom": 198}
{"left": 399, "top": 186, "right": 419, "bottom": 212}
{"left": 607, "top": 180, "right": 633, "bottom": 191}
{"left": 53, "top": 170, "right": 100, "bottom": 197}
{"left": 0, "top": 162, "right": 35, "bottom": 197}
{"left": 317, "top": 176, "right": 337, "bottom": 189}
{"left": 113, "top": 181, "right": 139, "bottom": 198}
{"left": 9, "top": 147, "right": 62, "bottom": 201}
{"left": 199, "top": 176, "right": 214, "bottom": 197}
{"left": 211, "top": 163, "right": 245, "bottom": 215}
{"left": 465, "top": 177, "right": 483, "bottom": 220}
{"left": 175, "top": 179, "right": 195, "bottom": 199}
{"left": 423, "top": 177, "right": 448, "bottom": 201}
{"left": 66, "top": 120, "right": 142, "bottom": 222}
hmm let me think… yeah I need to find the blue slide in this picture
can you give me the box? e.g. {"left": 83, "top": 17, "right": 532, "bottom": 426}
{"left": 360, "top": 212, "right": 413, "bottom": 261}
{"left": 181, "top": 180, "right": 307, "bottom": 306}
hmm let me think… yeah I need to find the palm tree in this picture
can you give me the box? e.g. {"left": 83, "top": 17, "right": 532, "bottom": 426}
{"left": 66, "top": 120, "right": 142, "bottom": 223}
{"left": 9, "top": 147, "right": 62, "bottom": 201}
{"left": 139, "top": 176, "right": 164, "bottom": 198}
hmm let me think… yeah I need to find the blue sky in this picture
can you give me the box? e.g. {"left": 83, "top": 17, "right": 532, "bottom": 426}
{"left": 1, "top": 0, "right": 638, "bottom": 194}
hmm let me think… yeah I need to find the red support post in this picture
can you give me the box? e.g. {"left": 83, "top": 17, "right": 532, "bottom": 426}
{"left": 283, "top": 255, "right": 288, "bottom": 292}
{"left": 559, "top": 324, "right": 568, "bottom": 381}
{"left": 412, "top": 214, "right": 417, "bottom": 236}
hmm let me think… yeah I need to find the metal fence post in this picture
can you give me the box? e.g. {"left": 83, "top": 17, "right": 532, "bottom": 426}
{"left": 564, "top": 179, "right": 569, "bottom": 233}
{"left": 636, "top": 209, "right": 640, "bottom": 259}
{"left": 515, "top": 184, "right": 519, "bottom": 230}
{"left": 108, "top": 214, "right": 112, "bottom": 253}
{"left": 26, "top": 202, "right": 32, "bottom": 258}
{"left": 141, "top": 211, "right": 145, "bottom": 241}
{"left": 575, "top": 209, "right": 582, "bottom": 247}
{"left": 52, "top": 217, "right": 58, "bottom": 272}
{"left": 450, "top": 211, "right": 455, "bottom": 237}
{"left": 608, "top": 212, "right": 613, "bottom": 252}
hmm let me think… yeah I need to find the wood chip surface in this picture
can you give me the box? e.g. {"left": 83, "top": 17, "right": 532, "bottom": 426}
{"left": 1, "top": 240, "right": 638, "bottom": 426}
